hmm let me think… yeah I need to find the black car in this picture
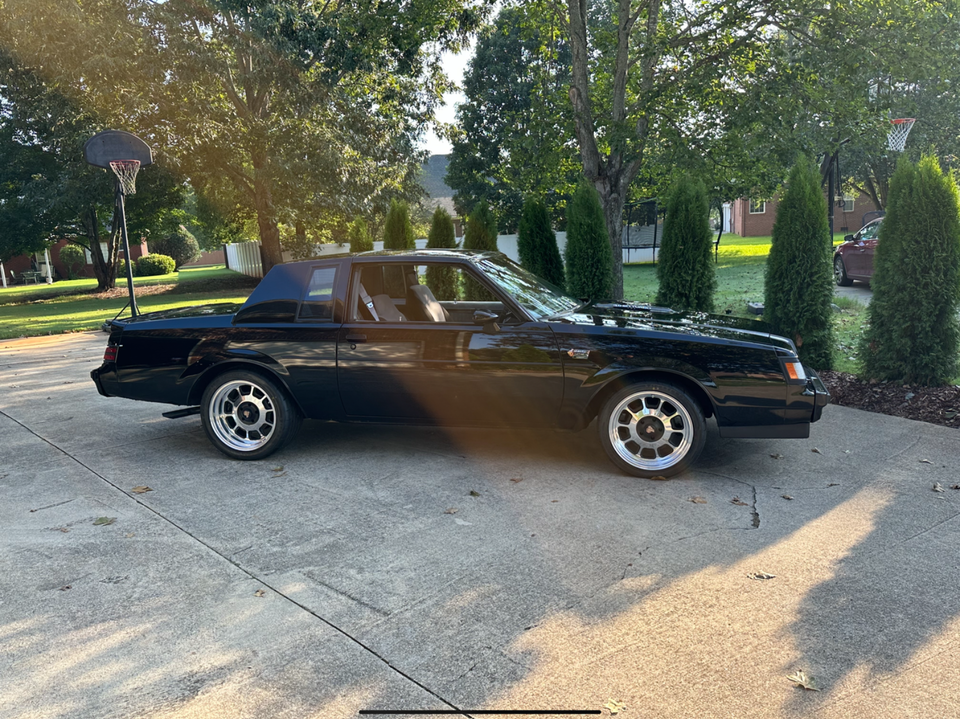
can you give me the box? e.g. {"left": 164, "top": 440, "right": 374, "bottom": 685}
{"left": 92, "top": 250, "right": 829, "bottom": 477}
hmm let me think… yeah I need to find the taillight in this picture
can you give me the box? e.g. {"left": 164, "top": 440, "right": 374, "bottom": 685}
{"left": 783, "top": 360, "right": 806, "bottom": 381}
{"left": 103, "top": 346, "right": 118, "bottom": 362}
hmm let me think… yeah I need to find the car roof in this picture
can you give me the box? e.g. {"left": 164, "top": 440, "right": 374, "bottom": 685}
{"left": 285, "top": 249, "right": 502, "bottom": 267}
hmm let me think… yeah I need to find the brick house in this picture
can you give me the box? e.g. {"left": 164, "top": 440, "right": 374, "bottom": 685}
{"left": 728, "top": 192, "right": 882, "bottom": 237}
{"left": 2, "top": 237, "right": 149, "bottom": 285}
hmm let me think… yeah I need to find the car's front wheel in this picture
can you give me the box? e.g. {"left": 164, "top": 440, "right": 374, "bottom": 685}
{"left": 201, "top": 370, "right": 302, "bottom": 460}
{"left": 834, "top": 255, "right": 853, "bottom": 286}
{"left": 598, "top": 382, "right": 706, "bottom": 478}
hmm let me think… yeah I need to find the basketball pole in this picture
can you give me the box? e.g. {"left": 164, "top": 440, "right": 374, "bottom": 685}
{"left": 116, "top": 183, "right": 139, "bottom": 318}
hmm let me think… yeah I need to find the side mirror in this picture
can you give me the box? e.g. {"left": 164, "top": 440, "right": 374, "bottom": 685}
{"left": 473, "top": 309, "right": 500, "bottom": 333}
{"left": 843, "top": 234, "right": 854, "bottom": 243}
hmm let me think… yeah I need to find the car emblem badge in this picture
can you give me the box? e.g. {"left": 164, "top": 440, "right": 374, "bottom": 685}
{"left": 566, "top": 349, "right": 590, "bottom": 359}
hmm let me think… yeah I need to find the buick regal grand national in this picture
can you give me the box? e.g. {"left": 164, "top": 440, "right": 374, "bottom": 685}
{"left": 91, "top": 250, "right": 829, "bottom": 477}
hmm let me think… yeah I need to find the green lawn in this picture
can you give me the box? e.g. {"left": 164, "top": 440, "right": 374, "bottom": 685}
{"left": 0, "top": 265, "right": 254, "bottom": 340}
{"left": 623, "top": 237, "right": 867, "bottom": 375}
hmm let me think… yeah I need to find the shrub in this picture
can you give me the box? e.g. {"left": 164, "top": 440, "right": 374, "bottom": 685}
{"left": 518, "top": 197, "right": 565, "bottom": 287}
{"left": 426, "top": 206, "right": 459, "bottom": 300}
{"left": 564, "top": 180, "right": 613, "bottom": 299}
{"left": 763, "top": 157, "right": 835, "bottom": 369}
{"left": 136, "top": 253, "right": 176, "bottom": 276}
{"left": 151, "top": 225, "right": 201, "bottom": 269}
{"left": 117, "top": 258, "right": 137, "bottom": 278}
{"left": 859, "top": 156, "right": 960, "bottom": 384}
{"left": 463, "top": 201, "right": 499, "bottom": 300}
{"left": 58, "top": 244, "right": 85, "bottom": 279}
{"left": 383, "top": 199, "right": 415, "bottom": 250}
{"left": 347, "top": 216, "right": 373, "bottom": 253}
{"left": 655, "top": 176, "right": 716, "bottom": 311}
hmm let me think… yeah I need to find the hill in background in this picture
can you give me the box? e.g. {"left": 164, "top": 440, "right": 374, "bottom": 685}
{"left": 420, "top": 155, "right": 453, "bottom": 199}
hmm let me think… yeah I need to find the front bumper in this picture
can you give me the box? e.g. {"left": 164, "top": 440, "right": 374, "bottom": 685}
{"left": 804, "top": 366, "right": 830, "bottom": 422}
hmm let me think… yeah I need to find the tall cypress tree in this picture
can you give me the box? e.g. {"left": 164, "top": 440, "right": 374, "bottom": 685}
{"left": 763, "top": 157, "right": 835, "bottom": 369}
{"left": 426, "top": 206, "right": 459, "bottom": 300}
{"left": 860, "top": 156, "right": 960, "bottom": 384}
{"left": 463, "top": 201, "right": 499, "bottom": 300}
{"left": 518, "top": 197, "right": 565, "bottom": 287}
{"left": 383, "top": 199, "right": 415, "bottom": 250}
{"left": 564, "top": 181, "right": 613, "bottom": 299}
{"left": 347, "top": 216, "right": 373, "bottom": 253}
{"left": 655, "top": 175, "right": 716, "bottom": 311}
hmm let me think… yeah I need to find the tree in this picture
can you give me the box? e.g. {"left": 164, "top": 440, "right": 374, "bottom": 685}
{"left": 151, "top": 225, "right": 201, "bottom": 269}
{"left": 462, "top": 201, "right": 499, "bottom": 300}
{"left": 347, "top": 217, "right": 374, "bottom": 253}
{"left": 0, "top": 0, "right": 486, "bottom": 275}
{"left": 58, "top": 244, "right": 84, "bottom": 279}
{"left": 517, "top": 197, "right": 565, "bottom": 286}
{"left": 565, "top": 181, "right": 613, "bottom": 299}
{"left": 383, "top": 200, "right": 415, "bottom": 250}
{"left": 447, "top": 5, "right": 578, "bottom": 230}
{"left": 655, "top": 176, "right": 716, "bottom": 312}
{"left": 763, "top": 158, "right": 835, "bottom": 369}
{"left": 425, "top": 206, "right": 458, "bottom": 300}
{"left": 859, "top": 156, "right": 960, "bottom": 384}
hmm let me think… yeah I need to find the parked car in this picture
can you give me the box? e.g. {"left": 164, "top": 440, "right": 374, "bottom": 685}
{"left": 834, "top": 217, "right": 882, "bottom": 286}
{"left": 91, "top": 250, "right": 829, "bottom": 477}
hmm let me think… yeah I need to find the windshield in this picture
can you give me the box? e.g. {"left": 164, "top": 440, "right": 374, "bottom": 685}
{"left": 473, "top": 255, "right": 581, "bottom": 321}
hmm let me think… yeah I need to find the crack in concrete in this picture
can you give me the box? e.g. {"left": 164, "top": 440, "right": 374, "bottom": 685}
{"left": 0, "top": 407, "right": 474, "bottom": 718}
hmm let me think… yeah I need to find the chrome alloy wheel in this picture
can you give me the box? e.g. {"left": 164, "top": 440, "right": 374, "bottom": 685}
{"left": 208, "top": 380, "right": 277, "bottom": 452}
{"left": 607, "top": 390, "right": 694, "bottom": 471}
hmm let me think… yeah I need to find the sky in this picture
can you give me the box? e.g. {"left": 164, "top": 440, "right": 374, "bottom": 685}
{"left": 421, "top": 45, "right": 474, "bottom": 157}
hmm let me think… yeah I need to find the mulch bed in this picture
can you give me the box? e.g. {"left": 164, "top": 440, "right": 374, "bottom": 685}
{"left": 819, "top": 370, "right": 960, "bottom": 430}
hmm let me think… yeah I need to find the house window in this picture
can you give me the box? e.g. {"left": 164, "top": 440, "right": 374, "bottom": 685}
{"left": 749, "top": 199, "right": 766, "bottom": 214}
{"left": 843, "top": 195, "right": 855, "bottom": 212}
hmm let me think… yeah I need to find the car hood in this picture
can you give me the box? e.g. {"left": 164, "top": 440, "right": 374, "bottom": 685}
{"left": 554, "top": 301, "right": 796, "bottom": 353}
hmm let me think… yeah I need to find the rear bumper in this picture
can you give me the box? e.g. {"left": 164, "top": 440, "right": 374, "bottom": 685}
{"left": 90, "top": 364, "right": 117, "bottom": 397}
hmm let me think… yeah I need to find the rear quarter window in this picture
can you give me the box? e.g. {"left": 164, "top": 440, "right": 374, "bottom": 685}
{"left": 299, "top": 266, "right": 338, "bottom": 321}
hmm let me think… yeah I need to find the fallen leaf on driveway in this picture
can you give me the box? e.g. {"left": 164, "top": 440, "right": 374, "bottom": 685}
{"left": 920, "top": 459, "right": 933, "bottom": 464}
{"left": 827, "top": 482, "right": 840, "bottom": 487}
{"left": 770, "top": 453, "right": 784, "bottom": 460}
{"left": 604, "top": 699, "right": 626, "bottom": 714}
{"left": 951, "top": 484, "right": 960, "bottom": 490}
{"left": 454, "top": 518, "right": 472, "bottom": 526}
{"left": 93, "top": 517, "right": 116, "bottom": 526}
{"left": 748, "top": 572, "right": 776, "bottom": 580}
{"left": 731, "top": 497, "right": 748, "bottom": 506}
{"left": 131, "top": 486, "right": 152, "bottom": 494}
{"left": 124, "top": 533, "right": 135, "bottom": 538}
{"left": 271, "top": 465, "right": 284, "bottom": 472}
{"left": 254, "top": 589, "right": 266, "bottom": 598}
{"left": 782, "top": 494, "right": 794, "bottom": 500}
{"left": 787, "top": 670, "right": 820, "bottom": 691}
{"left": 933, "top": 483, "right": 945, "bottom": 493}
{"left": 689, "top": 496, "right": 707, "bottom": 504}
{"left": 649, "top": 475, "right": 669, "bottom": 481}
{"left": 811, "top": 447, "right": 822, "bottom": 454}
{"left": 272, "top": 471, "right": 287, "bottom": 478}
{"left": 444, "top": 508, "right": 458, "bottom": 514}
{"left": 509, "top": 477, "right": 523, "bottom": 483}
{"left": 59, "top": 585, "right": 71, "bottom": 591}
{"left": 469, "top": 490, "right": 480, "bottom": 497}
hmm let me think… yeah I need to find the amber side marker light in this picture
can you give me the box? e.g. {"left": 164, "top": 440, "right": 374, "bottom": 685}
{"left": 784, "top": 361, "right": 806, "bottom": 381}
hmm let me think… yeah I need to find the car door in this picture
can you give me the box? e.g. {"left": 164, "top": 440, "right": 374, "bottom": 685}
{"left": 848, "top": 220, "right": 880, "bottom": 278}
{"left": 336, "top": 260, "right": 566, "bottom": 427}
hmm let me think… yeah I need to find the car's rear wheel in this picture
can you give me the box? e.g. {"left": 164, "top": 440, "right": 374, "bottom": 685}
{"left": 201, "top": 370, "right": 301, "bottom": 460}
{"left": 834, "top": 255, "right": 853, "bottom": 286}
{"left": 598, "top": 382, "right": 706, "bottom": 478}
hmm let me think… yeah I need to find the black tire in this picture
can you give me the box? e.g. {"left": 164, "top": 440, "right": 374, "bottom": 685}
{"left": 834, "top": 255, "right": 853, "bottom": 286}
{"left": 201, "top": 369, "right": 302, "bottom": 460}
{"left": 598, "top": 381, "right": 706, "bottom": 478}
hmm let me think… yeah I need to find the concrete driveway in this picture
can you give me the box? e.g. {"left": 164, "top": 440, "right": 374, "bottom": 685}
{"left": 2, "top": 332, "right": 960, "bottom": 719}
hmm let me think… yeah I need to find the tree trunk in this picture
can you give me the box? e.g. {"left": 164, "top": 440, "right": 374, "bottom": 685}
{"left": 253, "top": 150, "right": 283, "bottom": 274}
{"left": 84, "top": 206, "right": 116, "bottom": 292}
{"left": 596, "top": 179, "right": 626, "bottom": 301}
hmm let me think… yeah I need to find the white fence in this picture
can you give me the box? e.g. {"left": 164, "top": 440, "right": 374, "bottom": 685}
{"left": 224, "top": 230, "right": 657, "bottom": 280}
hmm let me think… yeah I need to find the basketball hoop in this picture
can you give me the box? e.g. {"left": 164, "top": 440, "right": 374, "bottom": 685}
{"left": 109, "top": 160, "right": 141, "bottom": 196}
{"left": 887, "top": 118, "right": 915, "bottom": 152}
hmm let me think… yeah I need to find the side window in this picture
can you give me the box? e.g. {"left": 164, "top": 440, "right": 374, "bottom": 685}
{"left": 860, "top": 222, "right": 880, "bottom": 241}
{"left": 299, "top": 266, "right": 338, "bottom": 321}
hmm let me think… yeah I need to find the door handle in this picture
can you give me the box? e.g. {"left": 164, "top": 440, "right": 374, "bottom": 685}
{"left": 345, "top": 333, "right": 367, "bottom": 343}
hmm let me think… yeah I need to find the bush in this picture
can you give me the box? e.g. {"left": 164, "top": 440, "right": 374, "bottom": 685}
{"left": 425, "top": 206, "right": 459, "bottom": 300}
{"left": 564, "top": 181, "right": 613, "bottom": 299}
{"left": 463, "top": 201, "right": 499, "bottom": 300}
{"left": 347, "top": 216, "right": 373, "bottom": 253}
{"left": 518, "top": 197, "right": 565, "bottom": 287}
{"left": 763, "top": 157, "right": 835, "bottom": 369}
{"left": 117, "top": 258, "right": 137, "bottom": 278}
{"left": 136, "top": 253, "right": 176, "bottom": 276}
{"left": 150, "top": 225, "right": 201, "bottom": 269}
{"left": 859, "top": 156, "right": 960, "bottom": 384}
{"left": 383, "top": 200, "right": 415, "bottom": 250}
{"left": 58, "top": 244, "right": 85, "bottom": 279}
{"left": 655, "top": 176, "right": 716, "bottom": 311}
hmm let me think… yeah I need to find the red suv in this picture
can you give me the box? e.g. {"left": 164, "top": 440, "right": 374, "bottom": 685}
{"left": 834, "top": 218, "right": 882, "bottom": 286}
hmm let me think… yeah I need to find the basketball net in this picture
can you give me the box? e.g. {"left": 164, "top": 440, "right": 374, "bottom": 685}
{"left": 887, "top": 118, "right": 915, "bottom": 152}
{"left": 109, "top": 159, "right": 141, "bottom": 195}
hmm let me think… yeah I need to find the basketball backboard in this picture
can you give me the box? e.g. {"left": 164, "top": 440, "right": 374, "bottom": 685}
{"left": 83, "top": 130, "right": 153, "bottom": 168}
